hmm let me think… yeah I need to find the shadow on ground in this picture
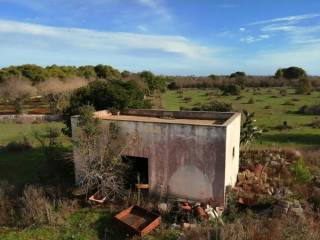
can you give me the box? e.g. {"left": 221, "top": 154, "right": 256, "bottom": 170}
{"left": 260, "top": 133, "right": 320, "bottom": 146}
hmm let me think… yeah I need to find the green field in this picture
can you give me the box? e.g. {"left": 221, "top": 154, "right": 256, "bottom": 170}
{"left": 0, "top": 122, "right": 71, "bottom": 187}
{"left": 0, "top": 122, "right": 67, "bottom": 146}
{"left": 163, "top": 88, "right": 320, "bottom": 148}
{"left": 0, "top": 209, "right": 122, "bottom": 240}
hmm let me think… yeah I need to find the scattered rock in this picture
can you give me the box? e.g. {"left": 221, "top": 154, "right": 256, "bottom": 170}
{"left": 158, "top": 203, "right": 169, "bottom": 213}
{"left": 181, "top": 222, "right": 197, "bottom": 230}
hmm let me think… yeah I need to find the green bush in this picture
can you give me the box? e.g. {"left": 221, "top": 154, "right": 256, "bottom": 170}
{"left": 298, "top": 105, "right": 320, "bottom": 115}
{"left": 275, "top": 66, "right": 307, "bottom": 79}
{"left": 247, "top": 97, "right": 255, "bottom": 104}
{"left": 183, "top": 96, "right": 192, "bottom": 102}
{"left": 182, "top": 100, "right": 233, "bottom": 112}
{"left": 63, "top": 80, "right": 151, "bottom": 135}
{"left": 221, "top": 84, "right": 241, "bottom": 96}
{"left": 293, "top": 158, "right": 312, "bottom": 184}
{"left": 296, "top": 77, "right": 312, "bottom": 95}
{"left": 6, "top": 137, "right": 32, "bottom": 151}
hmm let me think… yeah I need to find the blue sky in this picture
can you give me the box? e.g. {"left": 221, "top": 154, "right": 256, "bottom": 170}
{"left": 0, "top": 0, "right": 320, "bottom": 75}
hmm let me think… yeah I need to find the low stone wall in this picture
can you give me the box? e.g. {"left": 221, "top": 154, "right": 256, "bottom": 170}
{"left": 0, "top": 114, "right": 62, "bottom": 122}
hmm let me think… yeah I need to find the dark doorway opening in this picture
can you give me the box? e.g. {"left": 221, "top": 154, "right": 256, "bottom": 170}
{"left": 122, "top": 156, "right": 149, "bottom": 188}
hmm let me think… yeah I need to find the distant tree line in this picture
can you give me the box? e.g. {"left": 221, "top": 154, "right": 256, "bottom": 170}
{"left": 168, "top": 67, "right": 320, "bottom": 90}
{"left": 0, "top": 64, "right": 168, "bottom": 94}
{"left": 0, "top": 64, "right": 170, "bottom": 118}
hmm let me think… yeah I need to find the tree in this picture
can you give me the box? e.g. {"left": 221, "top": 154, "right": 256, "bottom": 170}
{"left": 121, "top": 70, "right": 131, "bottom": 78}
{"left": 139, "top": 71, "right": 167, "bottom": 94}
{"left": 296, "top": 77, "right": 312, "bottom": 95}
{"left": 46, "top": 65, "right": 67, "bottom": 79}
{"left": 208, "top": 74, "right": 217, "bottom": 80}
{"left": 221, "top": 84, "right": 241, "bottom": 96}
{"left": 18, "top": 64, "right": 48, "bottom": 83}
{"left": 275, "top": 68, "right": 283, "bottom": 79}
{"left": 37, "top": 77, "right": 88, "bottom": 114}
{"left": 0, "top": 79, "right": 37, "bottom": 114}
{"left": 78, "top": 66, "right": 97, "bottom": 80}
{"left": 230, "top": 71, "right": 246, "bottom": 78}
{"left": 63, "top": 80, "right": 151, "bottom": 135}
{"left": 275, "top": 67, "right": 307, "bottom": 80}
{"left": 94, "top": 65, "right": 121, "bottom": 80}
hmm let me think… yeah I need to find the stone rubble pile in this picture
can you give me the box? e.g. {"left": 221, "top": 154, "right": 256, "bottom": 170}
{"left": 234, "top": 149, "right": 301, "bottom": 206}
{"left": 273, "top": 199, "right": 305, "bottom": 220}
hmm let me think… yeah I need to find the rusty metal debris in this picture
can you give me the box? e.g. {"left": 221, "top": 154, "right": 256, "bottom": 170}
{"left": 168, "top": 200, "right": 223, "bottom": 225}
{"left": 89, "top": 191, "right": 108, "bottom": 204}
{"left": 114, "top": 205, "right": 161, "bottom": 237}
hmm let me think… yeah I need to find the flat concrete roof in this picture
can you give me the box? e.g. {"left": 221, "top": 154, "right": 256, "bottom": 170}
{"left": 97, "top": 114, "right": 217, "bottom": 126}
{"left": 89, "top": 109, "right": 239, "bottom": 127}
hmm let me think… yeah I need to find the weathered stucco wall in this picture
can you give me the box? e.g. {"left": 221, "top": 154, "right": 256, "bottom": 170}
{"left": 224, "top": 114, "right": 241, "bottom": 188}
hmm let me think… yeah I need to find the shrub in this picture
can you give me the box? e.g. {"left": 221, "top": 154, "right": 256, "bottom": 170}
{"left": 264, "top": 105, "right": 272, "bottom": 109}
{"left": 282, "top": 100, "right": 295, "bottom": 106}
{"left": 274, "top": 121, "right": 293, "bottom": 130}
{"left": 240, "top": 111, "right": 262, "bottom": 147}
{"left": 20, "top": 185, "right": 55, "bottom": 226}
{"left": 293, "top": 158, "right": 312, "bottom": 184}
{"left": 296, "top": 77, "right": 312, "bottom": 94}
{"left": 0, "top": 181, "right": 15, "bottom": 226}
{"left": 55, "top": 199, "right": 79, "bottom": 223}
{"left": 298, "top": 105, "right": 320, "bottom": 115}
{"left": 183, "top": 96, "right": 192, "bottom": 103}
{"left": 247, "top": 97, "right": 255, "bottom": 104}
{"left": 307, "top": 118, "right": 320, "bottom": 128}
{"left": 167, "top": 81, "right": 179, "bottom": 90}
{"left": 279, "top": 88, "right": 287, "bottom": 96}
{"left": 185, "top": 100, "right": 233, "bottom": 112}
{"left": 221, "top": 84, "right": 241, "bottom": 96}
{"left": 6, "top": 137, "right": 32, "bottom": 151}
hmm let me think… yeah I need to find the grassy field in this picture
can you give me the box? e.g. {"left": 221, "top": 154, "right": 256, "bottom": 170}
{"left": 0, "top": 122, "right": 71, "bottom": 185}
{"left": 0, "top": 122, "right": 68, "bottom": 146}
{"left": 163, "top": 88, "right": 320, "bottom": 148}
{"left": 0, "top": 209, "right": 122, "bottom": 240}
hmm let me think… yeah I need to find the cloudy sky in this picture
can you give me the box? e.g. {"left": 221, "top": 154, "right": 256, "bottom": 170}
{"left": 0, "top": 0, "right": 320, "bottom": 75}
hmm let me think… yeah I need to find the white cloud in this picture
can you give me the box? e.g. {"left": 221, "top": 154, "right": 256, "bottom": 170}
{"left": 0, "top": 19, "right": 215, "bottom": 58}
{"left": 0, "top": 19, "right": 233, "bottom": 75}
{"left": 239, "top": 27, "right": 246, "bottom": 32}
{"left": 240, "top": 34, "right": 270, "bottom": 43}
{"left": 136, "top": 0, "right": 171, "bottom": 20}
{"left": 249, "top": 13, "right": 320, "bottom": 25}
{"left": 247, "top": 13, "right": 320, "bottom": 48}
{"left": 261, "top": 24, "right": 296, "bottom": 32}
{"left": 137, "top": 25, "right": 149, "bottom": 32}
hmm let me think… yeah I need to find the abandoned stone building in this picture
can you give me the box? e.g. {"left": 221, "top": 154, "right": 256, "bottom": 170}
{"left": 71, "top": 109, "right": 241, "bottom": 206}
